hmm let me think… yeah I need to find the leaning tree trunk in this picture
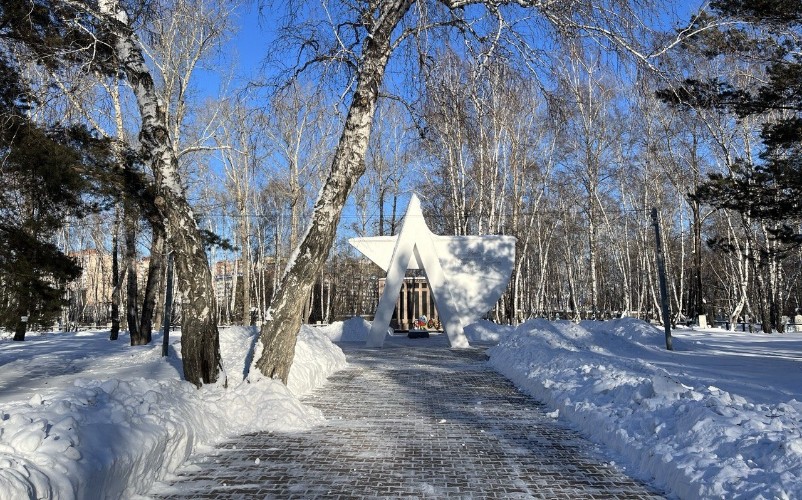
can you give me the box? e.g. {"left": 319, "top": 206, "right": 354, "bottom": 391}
{"left": 139, "top": 226, "right": 166, "bottom": 344}
{"left": 103, "top": 1, "right": 220, "bottom": 385}
{"left": 162, "top": 199, "right": 221, "bottom": 384}
{"left": 254, "top": 0, "right": 414, "bottom": 383}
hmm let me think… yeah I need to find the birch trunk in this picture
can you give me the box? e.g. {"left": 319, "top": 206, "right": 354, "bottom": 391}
{"left": 689, "top": 198, "right": 704, "bottom": 319}
{"left": 588, "top": 208, "right": 599, "bottom": 318}
{"left": 229, "top": 259, "right": 239, "bottom": 324}
{"left": 102, "top": 1, "right": 220, "bottom": 385}
{"left": 725, "top": 214, "right": 749, "bottom": 329}
{"left": 391, "top": 189, "right": 399, "bottom": 235}
{"left": 534, "top": 227, "right": 553, "bottom": 316}
{"left": 241, "top": 219, "right": 251, "bottom": 325}
{"left": 254, "top": 0, "right": 414, "bottom": 383}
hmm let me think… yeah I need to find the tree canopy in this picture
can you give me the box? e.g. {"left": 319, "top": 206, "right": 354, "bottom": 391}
{"left": 0, "top": 52, "right": 114, "bottom": 336}
{"left": 660, "top": 0, "right": 802, "bottom": 245}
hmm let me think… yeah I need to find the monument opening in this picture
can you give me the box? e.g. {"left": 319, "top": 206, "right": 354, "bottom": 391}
{"left": 380, "top": 274, "right": 441, "bottom": 332}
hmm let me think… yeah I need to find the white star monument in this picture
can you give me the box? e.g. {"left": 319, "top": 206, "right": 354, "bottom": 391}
{"left": 349, "top": 194, "right": 516, "bottom": 348}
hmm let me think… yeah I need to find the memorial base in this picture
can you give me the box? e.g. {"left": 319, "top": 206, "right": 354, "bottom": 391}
{"left": 408, "top": 330, "right": 430, "bottom": 339}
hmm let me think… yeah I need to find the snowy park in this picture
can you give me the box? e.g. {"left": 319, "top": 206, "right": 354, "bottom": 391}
{"left": 3, "top": 0, "right": 802, "bottom": 498}
{"left": 2, "top": 319, "right": 801, "bottom": 499}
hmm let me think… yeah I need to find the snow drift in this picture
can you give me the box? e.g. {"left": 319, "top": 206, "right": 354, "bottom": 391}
{"left": 0, "top": 324, "right": 346, "bottom": 499}
{"left": 488, "top": 318, "right": 802, "bottom": 499}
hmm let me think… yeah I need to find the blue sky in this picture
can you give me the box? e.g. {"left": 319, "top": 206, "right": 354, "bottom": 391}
{"left": 193, "top": 0, "right": 708, "bottom": 242}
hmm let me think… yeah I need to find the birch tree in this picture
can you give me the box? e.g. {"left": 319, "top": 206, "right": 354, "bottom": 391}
{"left": 265, "top": 83, "right": 333, "bottom": 251}
{"left": 254, "top": 0, "right": 694, "bottom": 382}
{"left": 553, "top": 43, "right": 623, "bottom": 319}
{"left": 215, "top": 100, "right": 266, "bottom": 325}
{"left": 365, "top": 101, "right": 413, "bottom": 236}
{"left": 96, "top": 0, "right": 222, "bottom": 385}
{"left": 254, "top": 0, "right": 416, "bottom": 382}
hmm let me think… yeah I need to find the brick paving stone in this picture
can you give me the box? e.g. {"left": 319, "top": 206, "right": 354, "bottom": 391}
{"left": 148, "top": 336, "right": 664, "bottom": 499}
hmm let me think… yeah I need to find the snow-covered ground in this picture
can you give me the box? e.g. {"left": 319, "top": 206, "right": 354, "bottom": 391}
{"left": 0, "top": 324, "right": 345, "bottom": 499}
{"left": 2, "top": 318, "right": 800, "bottom": 499}
{"left": 488, "top": 318, "right": 802, "bottom": 499}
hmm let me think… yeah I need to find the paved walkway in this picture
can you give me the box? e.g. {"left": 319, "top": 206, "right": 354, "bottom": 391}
{"left": 150, "top": 336, "right": 663, "bottom": 499}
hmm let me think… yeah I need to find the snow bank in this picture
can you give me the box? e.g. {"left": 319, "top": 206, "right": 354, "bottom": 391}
{"left": 287, "top": 325, "right": 348, "bottom": 396}
{"left": 0, "top": 325, "right": 346, "bottom": 499}
{"left": 316, "top": 316, "right": 373, "bottom": 342}
{"left": 464, "top": 320, "right": 514, "bottom": 343}
{"left": 488, "top": 318, "right": 802, "bottom": 499}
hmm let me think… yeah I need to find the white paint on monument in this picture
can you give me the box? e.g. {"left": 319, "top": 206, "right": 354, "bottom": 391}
{"left": 349, "top": 194, "right": 516, "bottom": 348}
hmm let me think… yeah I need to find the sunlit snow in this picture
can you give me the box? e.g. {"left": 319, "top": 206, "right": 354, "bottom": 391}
{"left": 489, "top": 318, "right": 802, "bottom": 499}
{"left": 0, "top": 325, "right": 344, "bottom": 499}
{"left": 2, "top": 318, "right": 801, "bottom": 498}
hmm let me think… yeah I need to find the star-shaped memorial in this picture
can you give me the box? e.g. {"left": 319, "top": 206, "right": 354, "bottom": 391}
{"left": 349, "top": 194, "right": 516, "bottom": 347}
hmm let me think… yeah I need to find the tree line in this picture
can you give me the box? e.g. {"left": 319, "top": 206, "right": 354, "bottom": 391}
{"left": 1, "top": 0, "right": 800, "bottom": 387}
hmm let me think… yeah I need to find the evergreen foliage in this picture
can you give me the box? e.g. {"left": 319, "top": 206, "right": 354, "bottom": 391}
{"left": 0, "top": 40, "right": 115, "bottom": 336}
{"left": 659, "top": 0, "right": 802, "bottom": 245}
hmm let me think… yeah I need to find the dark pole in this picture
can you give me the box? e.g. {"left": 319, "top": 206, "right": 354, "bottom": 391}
{"left": 110, "top": 210, "right": 120, "bottom": 341}
{"left": 652, "top": 208, "right": 673, "bottom": 350}
{"left": 161, "top": 251, "right": 174, "bottom": 357}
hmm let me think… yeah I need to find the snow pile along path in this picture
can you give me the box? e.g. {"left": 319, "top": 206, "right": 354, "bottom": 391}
{"left": 0, "top": 325, "right": 346, "bottom": 499}
{"left": 287, "top": 325, "right": 348, "bottom": 396}
{"left": 316, "top": 316, "right": 373, "bottom": 342}
{"left": 464, "top": 319, "right": 514, "bottom": 344}
{"left": 488, "top": 318, "right": 802, "bottom": 499}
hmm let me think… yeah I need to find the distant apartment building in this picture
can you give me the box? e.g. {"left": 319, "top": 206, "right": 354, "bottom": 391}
{"left": 66, "top": 249, "right": 152, "bottom": 326}
{"left": 67, "top": 250, "right": 277, "bottom": 326}
{"left": 67, "top": 249, "right": 112, "bottom": 325}
{"left": 213, "top": 259, "right": 241, "bottom": 302}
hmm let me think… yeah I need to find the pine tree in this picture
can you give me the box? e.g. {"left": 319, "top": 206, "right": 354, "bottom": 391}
{"left": 0, "top": 55, "right": 112, "bottom": 338}
{"left": 658, "top": 0, "right": 802, "bottom": 332}
{"left": 3, "top": 1, "right": 223, "bottom": 383}
{"left": 660, "top": 0, "right": 802, "bottom": 243}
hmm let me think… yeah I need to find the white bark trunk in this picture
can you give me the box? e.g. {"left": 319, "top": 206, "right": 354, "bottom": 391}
{"left": 254, "top": 0, "right": 415, "bottom": 383}
{"left": 101, "top": 0, "right": 220, "bottom": 385}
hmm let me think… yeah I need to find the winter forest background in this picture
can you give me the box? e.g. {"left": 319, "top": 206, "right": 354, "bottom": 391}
{"left": 3, "top": 0, "right": 802, "bottom": 380}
